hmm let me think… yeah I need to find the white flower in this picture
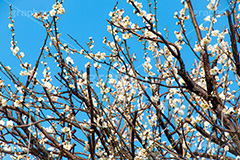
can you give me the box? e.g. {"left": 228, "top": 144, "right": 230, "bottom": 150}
{"left": 94, "top": 62, "right": 101, "bottom": 69}
{"left": 95, "top": 52, "right": 106, "bottom": 60}
{"left": 180, "top": 105, "right": 186, "bottom": 110}
{"left": 175, "top": 31, "right": 183, "bottom": 41}
{"left": 11, "top": 46, "right": 20, "bottom": 56}
{"left": 224, "top": 145, "right": 229, "bottom": 151}
{"left": 199, "top": 24, "right": 208, "bottom": 31}
{"left": 137, "top": 10, "right": 146, "bottom": 17}
{"left": 212, "top": 17, "right": 217, "bottom": 23}
{"left": 219, "top": 92, "right": 225, "bottom": 100}
{"left": 204, "top": 16, "right": 211, "bottom": 22}
{"left": 218, "top": 33, "right": 225, "bottom": 42}
{"left": 6, "top": 120, "right": 14, "bottom": 129}
{"left": 64, "top": 143, "right": 72, "bottom": 150}
{"left": 19, "top": 52, "right": 25, "bottom": 58}
{"left": 144, "top": 29, "right": 155, "bottom": 38}
{"left": 46, "top": 126, "right": 55, "bottom": 134}
{"left": 207, "top": 44, "right": 213, "bottom": 51}
{"left": 5, "top": 66, "right": 11, "bottom": 71}
{"left": 186, "top": 153, "right": 191, "bottom": 159}
{"left": 151, "top": 95, "right": 159, "bottom": 103}
{"left": 174, "top": 11, "right": 178, "bottom": 17}
{"left": 194, "top": 44, "right": 203, "bottom": 52}
{"left": 57, "top": 136, "right": 61, "bottom": 142}
{"left": 43, "top": 81, "right": 52, "bottom": 90}
{"left": 122, "top": 33, "right": 130, "bottom": 39}
{"left": 146, "top": 13, "right": 155, "bottom": 23}
{"left": 211, "top": 30, "right": 219, "bottom": 37}
{"left": 0, "top": 120, "right": 5, "bottom": 131}
{"left": 66, "top": 56, "right": 74, "bottom": 64}
{"left": 237, "top": 14, "right": 240, "bottom": 20}
{"left": 48, "top": 147, "right": 55, "bottom": 151}
{"left": 43, "top": 12, "right": 48, "bottom": 20}
{"left": 4, "top": 146, "right": 12, "bottom": 152}
{"left": 207, "top": 2, "right": 215, "bottom": 10}
{"left": 118, "top": 94, "right": 124, "bottom": 102}
{"left": 8, "top": 23, "right": 13, "bottom": 28}
{"left": 115, "top": 35, "right": 121, "bottom": 42}
{"left": 1, "top": 99, "right": 7, "bottom": 106}
{"left": 195, "top": 116, "right": 201, "bottom": 123}
{"left": 173, "top": 108, "right": 179, "bottom": 114}
{"left": 109, "top": 78, "right": 117, "bottom": 85}
{"left": 49, "top": 9, "right": 56, "bottom": 17}
{"left": 52, "top": 3, "right": 62, "bottom": 9}
{"left": 62, "top": 127, "right": 70, "bottom": 133}
{"left": 146, "top": 57, "right": 151, "bottom": 62}
{"left": 102, "top": 122, "right": 108, "bottom": 128}
{"left": 14, "top": 100, "right": 21, "bottom": 107}
{"left": 210, "top": 69, "right": 216, "bottom": 75}
{"left": 178, "top": 109, "right": 184, "bottom": 116}
{"left": 63, "top": 141, "right": 72, "bottom": 150}
{"left": 57, "top": 7, "right": 65, "bottom": 15}
{"left": 201, "top": 103, "right": 209, "bottom": 110}
{"left": 19, "top": 71, "right": 28, "bottom": 76}
{"left": 135, "top": 2, "right": 143, "bottom": 9}
{"left": 200, "top": 37, "right": 211, "bottom": 47}
{"left": 142, "top": 61, "right": 152, "bottom": 70}
{"left": 148, "top": 71, "right": 155, "bottom": 76}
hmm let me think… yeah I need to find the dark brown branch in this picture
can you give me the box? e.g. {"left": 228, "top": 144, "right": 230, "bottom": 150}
{"left": 227, "top": 10, "right": 240, "bottom": 77}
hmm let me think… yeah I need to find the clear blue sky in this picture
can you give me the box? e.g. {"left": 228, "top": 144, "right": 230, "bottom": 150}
{"left": 0, "top": 0, "right": 229, "bottom": 74}
{"left": 0, "top": 0, "right": 120, "bottom": 72}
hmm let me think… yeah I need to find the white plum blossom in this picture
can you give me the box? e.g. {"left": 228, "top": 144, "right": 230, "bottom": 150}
{"left": 199, "top": 24, "right": 207, "bottom": 31}
{"left": 6, "top": 120, "right": 14, "bottom": 129}
{"left": 19, "top": 52, "right": 25, "bottom": 58}
{"left": 142, "top": 61, "right": 152, "bottom": 70}
{"left": 175, "top": 31, "right": 183, "bottom": 41}
{"left": 200, "top": 36, "right": 211, "bottom": 47}
{"left": 63, "top": 141, "right": 72, "bottom": 150}
{"left": 0, "top": 120, "right": 5, "bottom": 131}
{"left": 109, "top": 78, "right": 117, "bottom": 85}
{"left": 211, "top": 30, "right": 219, "bottom": 37}
{"left": 61, "top": 127, "right": 70, "bottom": 133}
{"left": 66, "top": 56, "right": 74, "bottom": 64}
{"left": 137, "top": 10, "right": 146, "bottom": 17}
{"left": 49, "top": 9, "right": 56, "bottom": 17}
{"left": 151, "top": 95, "right": 159, "bottom": 103}
{"left": 122, "top": 33, "right": 130, "bottom": 39}
{"left": 1, "top": 99, "right": 7, "bottom": 106}
{"left": 57, "top": 7, "right": 65, "bottom": 15}
{"left": 194, "top": 44, "right": 203, "bottom": 52}
{"left": 43, "top": 81, "right": 52, "bottom": 90}
{"left": 204, "top": 15, "right": 211, "bottom": 22}
{"left": 11, "top": 46, "right": 20, "bottom": 56}
{"left": 207, "top": 1, "right": 216, "bottom": 10}
{"left": 13, "top": 100, "right": 21, "bottom": 107}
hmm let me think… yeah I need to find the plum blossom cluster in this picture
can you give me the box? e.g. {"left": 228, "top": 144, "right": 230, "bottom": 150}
{"left": 49, "top": 2, "right": 65, "bottom": 17}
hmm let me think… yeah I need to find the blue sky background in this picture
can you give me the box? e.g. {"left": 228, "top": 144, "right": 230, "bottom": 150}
{"left": 0, "top": 0, "right": 229, "bottom": 75}
{"left": 0, "top": 0, "right": 233, "bottom": 159}
{"left": 0, "top": 0, "right": 119, "bottom": 72}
